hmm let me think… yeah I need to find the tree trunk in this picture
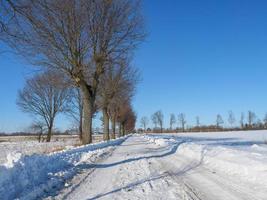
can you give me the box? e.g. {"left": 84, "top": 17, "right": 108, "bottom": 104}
{"left": 122, "top": 123, "right": 125, "bottom": 136}
{"left": 38, "top": 128, "right": 42, "bottom": 143}
{"left": 38, "top": 127, "right": 43, "bottom": 143}
{"left": 103, "top": 107, "right": 110, "bottom": 141}
{"left": 38, "top": 133, "right": 41, "bottom": 143}
{"left": 119, "top": 123, "right": 122, "bottom": 137}
{"left": 46, "top": 124, "right": 53, "bottom": 142}
{"left": 79, "top": 118, "right": 83, "bottom": 141}
{"left": 80, "top": 82, "right": 93, "bottom": 144}
{"left": 111, "top": 116, "right": 116, "bottom": 139}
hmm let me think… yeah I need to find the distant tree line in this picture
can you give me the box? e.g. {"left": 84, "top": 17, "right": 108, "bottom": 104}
{"left": 139, "top": 110, "right": 267, "bottom": 133}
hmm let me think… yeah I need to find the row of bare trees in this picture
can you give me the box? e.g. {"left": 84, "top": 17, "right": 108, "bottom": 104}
{"left": 0, "top": 0, "right": 145, "bottom": 143}
{"left": 140, "top": 110, "right": 267, "bottom": 133}
{"left": 147, "top": 111, "right": 187, "bottom": 133}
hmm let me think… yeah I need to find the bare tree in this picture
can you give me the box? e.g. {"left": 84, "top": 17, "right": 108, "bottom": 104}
{"left": 30, "top": 121, "right": 46, "bottom": 142}
{"left": 228, "top": 110, "right": 235, "bottom": 128}
{"left": 140, "top": 116, "right": 149, "bottom": 132}
{"left": 1, "top": 0, "right": 145, "bottom": 144}
{"left": 0, "top": 1, "right": 15, "bottom": 34}
{"left": 240, "top": 112, "right": 245, "bottom": 129}
{"left": 109, "top": 84, "right": 135, "bottom": 138}
{"left": 107, "top": 64, "right": 139, "bottom": 139}
{"left": 108, "top": 93, "right": 131, "bottom": 139}
{"left": 178, "top": 113, "right": 186, "bottom": 132}
{"left": 17, "top": 71, "right": 72, "bottom": 142}
{"left": 216, "top": 114, "right": 224, "bottom": 128}
{"left": 248, "top": 111, "right": 256, "bottom": 128}
{"left": 151, "top": 111, "right": 164, "bottom": 133}
{"left": 169, "top": 114, "right": 176, "bottom": 130}
{"left": 256, "top": 119, "right": 263, "bottom": 129}
{"left": 124, "top": 109, "right": 137, "bottom": 134}
{"left": 66, "top": 88, "right": 83, "bottom": 140}
{"left": 196, "top": 116, "right": 200, "bottom": 127}
{"left": 263, "top": 113, "right": 267, "bottom": 128}
{"left": 108, "top": 102, "right": 119, "bottom": 139}
{"left": 99, "top": 59, "right": 139, "bottom": 141}
{"left": 151, "top": 113, "right": 158, "bottom": 129}
{"left": 117, "top": 101, "right": 136, "bottom": 136}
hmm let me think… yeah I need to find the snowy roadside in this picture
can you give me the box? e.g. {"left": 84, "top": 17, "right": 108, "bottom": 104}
{"left": 145, "top": 131, "right": 267, "bottom": 190}
{"left": 1, "top": 132, "right": 267, "bottom": 200}
{"left": 176, "top": 142, "right": 267, "bottom": 187}
{"left": 0, "top": 139, "right": 79, "bottom": 165}
{"left": 0, "top": 135, "right": 129, "bottom": 200}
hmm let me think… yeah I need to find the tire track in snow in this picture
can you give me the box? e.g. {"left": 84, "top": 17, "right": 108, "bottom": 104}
{"left": 46, "top": 148, "right": 116, "bottom": 200}
{"left": 148, "top": 138, "right": 266, "bottom": 200}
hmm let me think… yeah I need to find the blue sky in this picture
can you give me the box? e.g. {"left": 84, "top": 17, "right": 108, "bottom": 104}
{"left": 1, "top": 0, "right": 267, "bottom": 132}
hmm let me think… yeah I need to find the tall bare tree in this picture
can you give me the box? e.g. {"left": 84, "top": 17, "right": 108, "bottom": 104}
{"left": 248, "top": 111, "right": 256, "bottom": 128}
{"left": 108, "top": 91, "right": 132, "bottom": 139}
{"left": 178, "top": 113, "right": 186, "bottom": 132}
{"left": 169, "top": 114, "right": 176, "bottom": 130}
{"left": 151, "top": 111, "right": 164, "bottom": 133}
{"left": 17, "top": 71, "right": 72, "bottom": 142}
{"left": 216, "top": 114, "right": 224, "bottom": 128}
{"left": 117, "top": 100, "right": 136, "bottom": 136}
{"left": 196, "top": 116, "right": 200, "bottom": 127}
{"left": 240, "top": 112, "right": 245, "bottom": 129}
{"left": 151, "top": 113, "right": 158, "bottom": 129}
{"left": 140, "top": 116, "right": 149, "bottom": 132}
{"left": 124, "top": 108, "right": 137, "bottom": 134}
{"left": 228, "top": 110, "right": 235, "bottom": 128}
{"left": 30, "top": 121, "right": 46, "bottom": 142}
{"left": 263, "top": 113, "right": 267, "bottom": 128}
{"left": 98, "top": 59, "right": 139, "bottom": 141}
{"left": 0, "top": 0, "right": 145, "bottom": 144}
{"left": 108, "top": 102, "right": 120, "bottom": 139}
{"left": 66, "top": 88, "right": 83, "bottom": 140}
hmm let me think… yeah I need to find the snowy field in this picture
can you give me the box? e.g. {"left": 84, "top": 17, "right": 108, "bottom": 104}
{"left": 0, "top": 135, "right": 104, "bottom": 165}
{"left": 1, "top": 131, "right": 267, "bottom": 199}
{"left": 0, "top": 136, "right": 78, "bottom": 165}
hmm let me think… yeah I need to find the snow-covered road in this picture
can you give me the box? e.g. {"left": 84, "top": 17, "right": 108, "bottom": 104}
{"left": 1, "top": 132, "right": 267, "bottom": 199}
{"left": 50, "top": 134, "right": 267, "bottom": 200}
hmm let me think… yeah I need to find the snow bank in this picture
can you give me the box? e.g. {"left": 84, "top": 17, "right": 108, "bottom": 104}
{"left": 4, "top": 152, "right": 22, "bottom": 168}
{"left": 177, "top": 142, "right": 267, "bottom": 186}
{"left": 0, "top": 138, "right": 79, "bottom": 165}
{"left": 148, "top": 131, "right": 267, "bottom": 188}
{"left": 142, "top": 135, "right": 177, "bottom": 146}
{"left": 0, "top": 136, "right": 128, "bottom": 200}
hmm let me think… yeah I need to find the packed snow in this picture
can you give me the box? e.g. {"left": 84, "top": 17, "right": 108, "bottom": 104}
{"left": 1, "top": 131, "right": 267, "bottom": 200}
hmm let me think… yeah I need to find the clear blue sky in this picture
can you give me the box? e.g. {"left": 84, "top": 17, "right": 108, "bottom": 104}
{"left": 1, "top": 0, "right": 267, "bottom": 132}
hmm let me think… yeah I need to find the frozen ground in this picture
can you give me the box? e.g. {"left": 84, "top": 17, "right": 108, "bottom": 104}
{"left": 1, "top": 131, "right": 267, "bottom": 199}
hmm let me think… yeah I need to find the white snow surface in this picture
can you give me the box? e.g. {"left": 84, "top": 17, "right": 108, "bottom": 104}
{"left": 0, "top": 138, "right": 79, "bottom": 165}
{"left": 1, "top": 131, "right": 267, "bottom": 200}
{"left": 0, "top": 136, "right": 128, "bottom": 200}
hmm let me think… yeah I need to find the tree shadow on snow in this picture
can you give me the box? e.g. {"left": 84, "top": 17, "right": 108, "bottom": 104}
{"left": 77, "top": 141, "right": 184, "bottom": 170}
{"left": 61, "top": 141, "right": 184, "bottom": 199}
{"left": 86, "top": 146, "right": 207, "bottom": 200}
{"left": 47, "top": 135, "right": 260, "bottom": 199}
